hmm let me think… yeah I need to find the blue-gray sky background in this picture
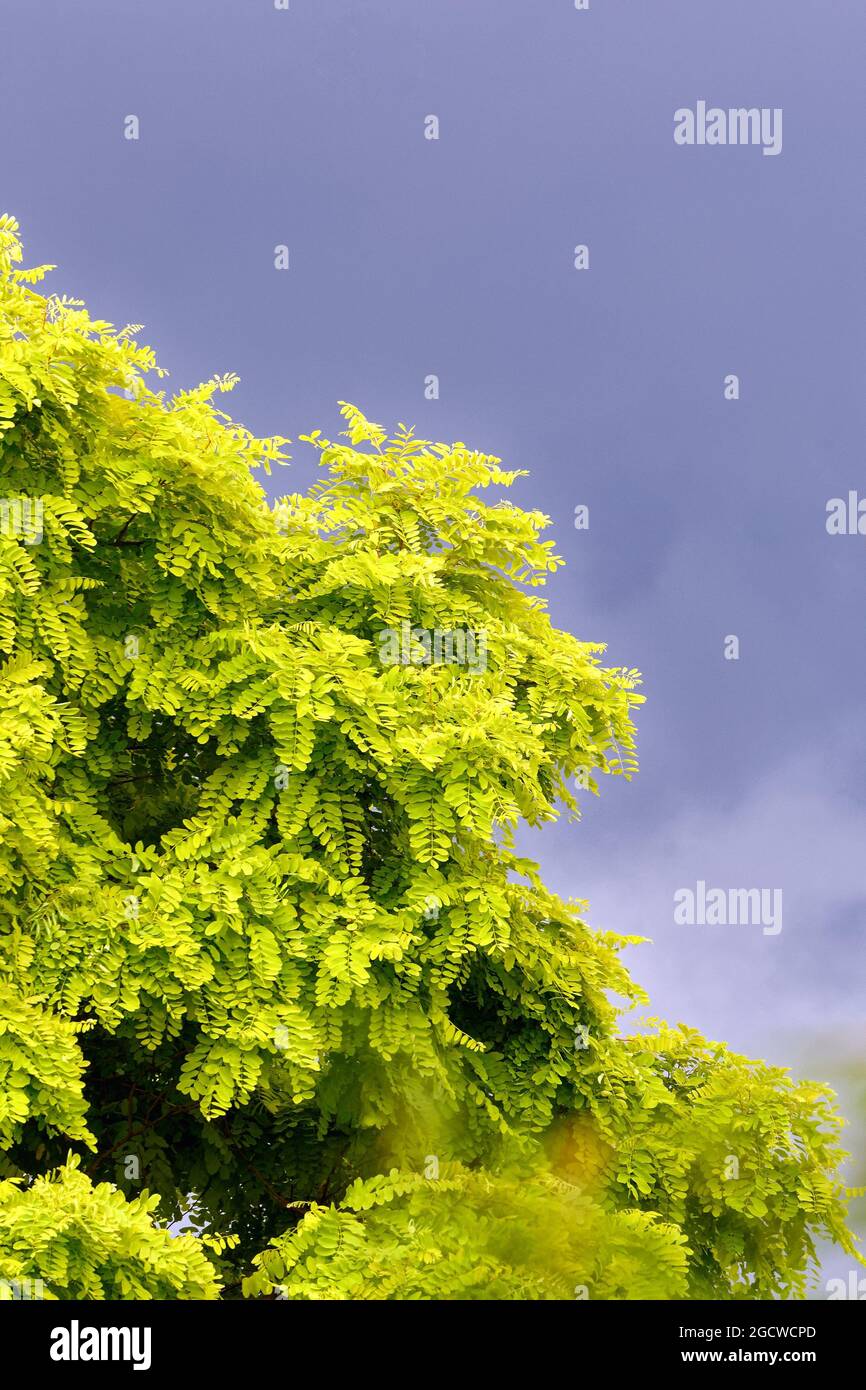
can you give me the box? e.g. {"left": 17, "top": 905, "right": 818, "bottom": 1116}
{"left": 2, "top": 0, "right": 863, "bottom": 1290}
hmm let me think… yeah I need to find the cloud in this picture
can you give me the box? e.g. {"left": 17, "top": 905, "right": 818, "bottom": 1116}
{"left": 571, "top": 734, "right": 866, "bottom": 1062}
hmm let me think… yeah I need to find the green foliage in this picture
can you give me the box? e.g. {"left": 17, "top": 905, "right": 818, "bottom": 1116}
{"left": 0, "top": 1158, "right": 219, "bottom": 1299}
{"left": 0, "top": 213, "right": 859, "bottom": 1299}
{"left": 244, "top": 1165, "right": 691, "bottom": 1301}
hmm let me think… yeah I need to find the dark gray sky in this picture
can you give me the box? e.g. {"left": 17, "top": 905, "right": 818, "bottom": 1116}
{"left": 2, "top": 0, "right": 864, "bottom": 1284}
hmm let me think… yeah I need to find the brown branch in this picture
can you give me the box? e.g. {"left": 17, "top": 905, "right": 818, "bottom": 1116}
{"left": 110, "top": 515, "right": 136, "bottom": 545}
{"left": 85, "top": 1101, "right": 198, "bottom": 1177}
{"left": 219, "top": 1123, "right": 293, "bottom": 1210}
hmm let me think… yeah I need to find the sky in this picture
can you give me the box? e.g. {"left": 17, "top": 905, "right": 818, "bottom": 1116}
{"left": 2, "top": 0, "right": 864, "bottom": 1289}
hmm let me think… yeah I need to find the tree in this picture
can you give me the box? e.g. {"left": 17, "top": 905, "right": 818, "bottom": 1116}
{"left": 0, "top": 214, "right": 858, "bottom": 1300}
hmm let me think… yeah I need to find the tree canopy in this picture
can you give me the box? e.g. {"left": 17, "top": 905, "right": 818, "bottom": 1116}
{"left": 0, "top": 214, "right": 858, "bottom": 1300}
